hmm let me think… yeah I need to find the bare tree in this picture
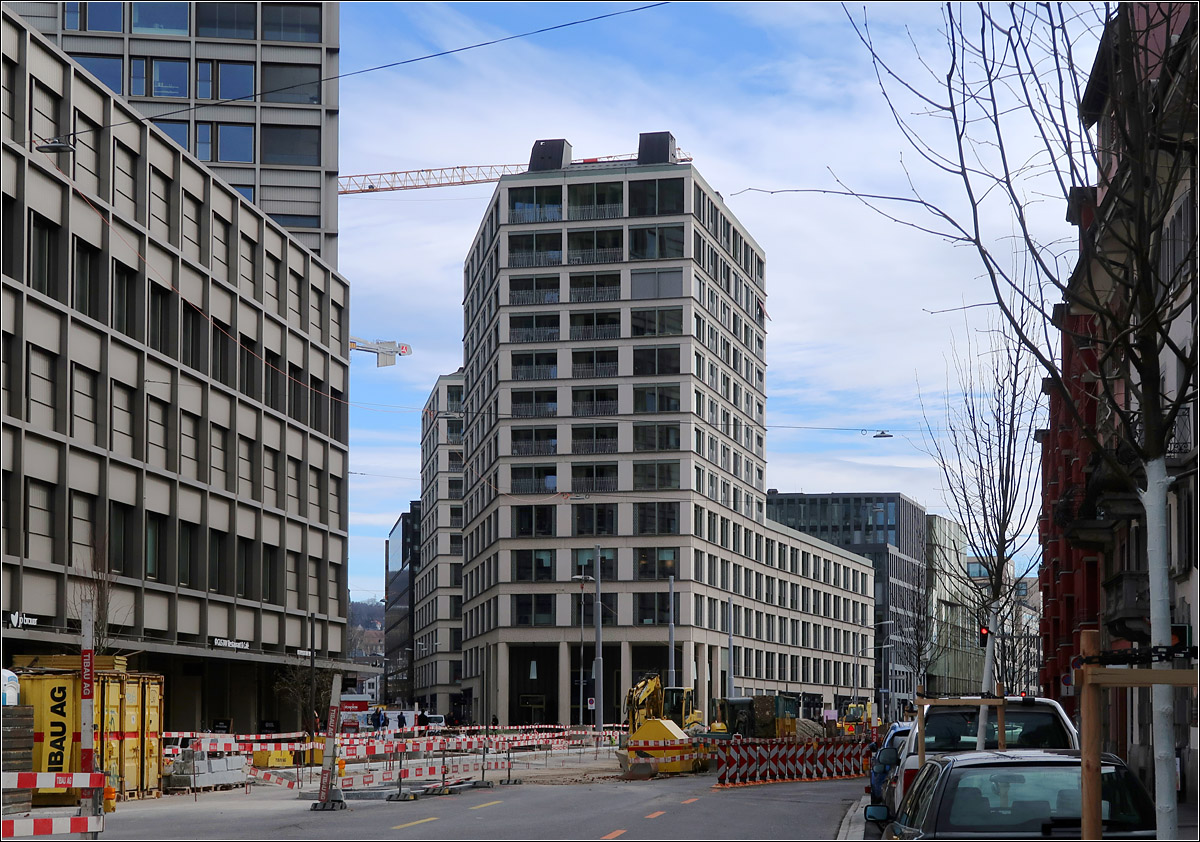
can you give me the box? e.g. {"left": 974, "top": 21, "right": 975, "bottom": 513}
{"left": 67, "top": 528, "right": 133, "bottom": 656}
{"left": 888, "top": 568, "right": 948, "bottom": 699}
{"left": 836, "top": 4, "right": 1197, "bottom": 833}
{"left": 274, "top": 664, "right": 334, "bottom": 732}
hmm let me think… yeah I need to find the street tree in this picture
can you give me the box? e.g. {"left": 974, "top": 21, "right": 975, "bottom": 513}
{"left": 841, "top": 4, "right": 1197, "bottom": 833}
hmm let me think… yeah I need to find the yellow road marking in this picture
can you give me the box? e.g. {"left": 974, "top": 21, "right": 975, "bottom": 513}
{"left": 392, "top": 817, "right": 439, "bottom": 830}
{"left": 646, "top": 811, "right": 665, "bottom": 818}
{"left": 681, "top": 798, "right": 699, "bottom": 804}
{"left": 470, "top": 800, "right": 503, "bottom": 810}
{"left": 601, "top": 832, "right": 626, "bottom": 839}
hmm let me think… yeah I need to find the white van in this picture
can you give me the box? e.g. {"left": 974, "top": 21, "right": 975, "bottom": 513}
{"left": 426, "top": 714, "right": 445, "bottom": 732}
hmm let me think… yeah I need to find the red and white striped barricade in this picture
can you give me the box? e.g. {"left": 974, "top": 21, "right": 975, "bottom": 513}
{"left": 1, "top": 816, "right": 104, "bottom": 838}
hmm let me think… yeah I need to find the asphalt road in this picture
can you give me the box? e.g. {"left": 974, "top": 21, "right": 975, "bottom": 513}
{"left": 90, "top": 773, "right": 866, "bottom": 840}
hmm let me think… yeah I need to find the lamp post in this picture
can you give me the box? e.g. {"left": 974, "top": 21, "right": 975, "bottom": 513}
{"left": 572, "top": 543, "right": 603, "bottom": 743}
{"left": 573, "top": 574, "right": 588, "bottom": 727}
{"left": 870, "top": 620, "right": 895, "bottom": 722}
{"left": 854, "top": 642, "right": 893, "bottom": 723}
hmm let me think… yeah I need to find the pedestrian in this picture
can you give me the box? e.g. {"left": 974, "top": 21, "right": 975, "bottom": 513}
{"left": 418, "top": 709, "right": 429, "bottom": 729}
{"left": 491, "top": 714, "right": 499, "bottom": 728}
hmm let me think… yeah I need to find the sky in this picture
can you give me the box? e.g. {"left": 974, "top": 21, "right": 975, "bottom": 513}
{"left": 333, "top": 2, "right": 1089, "bottom": 602}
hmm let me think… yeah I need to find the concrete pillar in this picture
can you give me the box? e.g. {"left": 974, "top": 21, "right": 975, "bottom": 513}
{"left": 709, "top": 643, "right": 722, "bottom": 704}
{"left": 557, "top": 640, "right": 571, "bottom": 726}
{"left": 497, "top": 640, "right": 509, "bottom": 726}
{"left": 682, "top": 638, "right": 695, "bottom": 691}
{"left": 620, "top": 640, "right": 632, "bottom": 712}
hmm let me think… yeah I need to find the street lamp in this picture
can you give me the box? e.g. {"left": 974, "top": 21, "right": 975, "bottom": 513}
{"left": 872, "top": 620, "right": 895, "bottom": 722}
{"left": 853, "top": 642, "right": 893, "bottom": 722}
{"left": 570, "top": 573, "right": 593, "bottom": 728}
{"left": 571, "top": 543, "right": 604, "bottom": 742}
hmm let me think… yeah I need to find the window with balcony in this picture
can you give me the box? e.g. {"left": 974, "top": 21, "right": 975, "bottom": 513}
{"left": 629, "top": 178, "right": 684, "bottom": 216}
{"left": 571, "top": 463, "right": 618, "bottom": 493}
{"left": 510, "top": 426, "right": 557, "bottom": 456}
{"left": 508, "top": 185, "right": 562, "bottom": 224}
{"left": 509, "top": 276, "right": 559, "bottom": 305}
{"left": 571, "top": 348, "right": 618, "bottom": 379}
{"left": 508, "top": 231, "right": 562, "bottom": 268}
{"left": 511, "top": 389, "right": 557, "bottom": 418}
{"left": 511, "top": 351, "right": 557, "bottom": 381}
{"left": 567, "top": 181, "right": 622, "bottom": 220}
{"left": 633, "top": 384, "right": 680, "bottom": 413}
{"left": 571, "top": 387, "right": 617, "bottom": 417}
{"left": 573, "top": 503, "right": 617, "bottom": 536}
{"left": 632, "top": 346, "right": 681, "bottom": 376}
{"left": 509, "top": 313, "right": 559, "bottom": 343}
{"left": 511, "top": 465, "right": 557, "bottom": 494}
{"left": 569, "top": 272, "right": 620, "bottom": 302}
{"left": 634, "top": 502, "right": 680, "bottom": 535}
{"left": 568, "top": 311, "right": 620, "bottom": 341}
{"left": 571, "top": 425, "right": 617, "bottom": 454}
{"left": 630, "top": 226, "right": 685, "bottom": 260}
{"left": 567, "top": 228, "right": 622, "bottom": 265}
{"left": 512, "top": 548, "right": 555, "bottom": 582}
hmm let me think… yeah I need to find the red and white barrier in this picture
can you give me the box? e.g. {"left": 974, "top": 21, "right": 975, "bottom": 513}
{"left": 1, "top": 816, "right": 104, "bottom": 838}
{"left": 1, "top": 773, "right": 108, "bottom": 790}
{"left": 713, "top": 738, "right": 869, "bottom": 787}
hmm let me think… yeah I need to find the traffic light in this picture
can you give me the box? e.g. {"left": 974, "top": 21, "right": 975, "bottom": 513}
{"left": 979, "top": 625, "right": 991, "bottom": 648}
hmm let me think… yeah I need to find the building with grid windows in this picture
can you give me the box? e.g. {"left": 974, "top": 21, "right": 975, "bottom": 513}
{"left": 9, "top": 1, "right": 340, "bottom": 265}
{"left": 1, "top": 6, "right": 350, "bottom": 731}
{"left": 429, "top": 132, "right": 876, "bottom": 728}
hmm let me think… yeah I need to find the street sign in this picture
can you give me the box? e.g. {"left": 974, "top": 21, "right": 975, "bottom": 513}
{"left": 1061, "top": 673, "right": 1073, "bottom": 687}
{"left": 587, "top": 697, "right": 595, "bottom": 710}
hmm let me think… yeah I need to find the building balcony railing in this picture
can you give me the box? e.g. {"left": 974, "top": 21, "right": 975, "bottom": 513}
{"left": 572, "top": 363, "right": 618, "bottom": 379}
{"left": 568, "top": 204, "right": 624, "bottom": 221}
{"left": 511, "top": 478, "right": 558, "bottom": 494}
{"left": 511, "top": 403, "right": 558, "bottom": 418}
{"left": 447, "top": 460, "right": 464, "bottom": 473}
{"left": 569, "top": 286, "right": 621, "bottom": 303}
{"left": 572, "top": 439, "right": 618, "bottom": 455}
{"left": 572, "top": 401, "right": 618, "bottom": 417}
{"left": 512, "top": 365, "right": 558, "bottom": 381}
{"left": 448, "top": 542, "right": 464, "bottom": 556}
{"left": 567, "top": 248, "right": 623, "bottom": 265}
{"left": 508, "top": 251, "right": 562, "bottom": 268}
{"left": 508, "top": 289, "right": 560, "bottom": 306}
{"left": 508, "top": 206, "right": 562, "bottom": 224}
{"left": 449, "top": 515, "right": 464, "bottom": 528}
{"left": 569, "top": 325, "right": 621, "bottom": 341}
{"left": 448, "top": 489, "right": 464, "bottom": 499}
{"left": 446, "top": 433, "right": 462, "bottom": 445}
{"left": 446, "top": 401, "right": 462, "bottom": 413}
{"left": 572, "top": 476, "right": 619, "bottom": 493}
{"left": 511, "top": 440, "right": 557, "bottom": 456}
{"left": 509, "top": 327, "right": 560, "bottom": 343}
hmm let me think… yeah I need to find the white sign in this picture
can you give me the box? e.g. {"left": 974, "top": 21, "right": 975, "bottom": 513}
{"left": 7, "top": 612, "right": 38, "bottom": 628}
{"left": 588, "top": 697, "right": 595, "bottom": 710}
{"left": 212, "top": 637, "right": 250, "bottom": 650}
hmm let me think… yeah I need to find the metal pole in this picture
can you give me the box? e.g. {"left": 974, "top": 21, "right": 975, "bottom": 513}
{"left": 80, "top": 596, "right": 99, "bottom": 839}
{"left": 594, "top": 544, "right": 603, "bottom": 744}
{"left": 668, "top": 575, "right": 676, "bottom": 687}
{"left": 726, "top": 597, "right": 734, "bottom": 698}
{"left": 578, "top": 583, "right": 585, "bottom": 728}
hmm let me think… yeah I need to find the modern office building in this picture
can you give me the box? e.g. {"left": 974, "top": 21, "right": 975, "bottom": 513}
{"left": 924, "top": 514, "right": 983, "bottom": 696}
{"left": 8, "top": 1, "right": 340, "bottom": 265}
{"left": 384, "top": 500, "right": 419, "bottom": 706}
{"left": 1, "top": 6, "right": 350, "bottom": 731}
{"left": 440, "top": 132, "right": 876, "bottom": 728}
{"left": 766, "top": 491, "right": 926, "bottom": 718}
{"left": 414, "top": 371, "right": 466, "bottom": 719}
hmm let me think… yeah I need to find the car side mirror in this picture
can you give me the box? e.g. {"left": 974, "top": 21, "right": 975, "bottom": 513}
{"left": 875, "top": 747, "right": 899, "bottom": 765}
{"left": 864, "top": 804, "right": 890, "bottom": 823}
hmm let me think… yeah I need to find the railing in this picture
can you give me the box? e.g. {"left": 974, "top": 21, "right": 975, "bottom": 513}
{"left": 567, "top": 248, "right": 623, "bottom": 265}
{"left": 568, "top": 204, "right": 623, "bottom": 221}
{"left": 447, "top": 433, "right": 463, "bottom": 445}
{"left": 509, "top": 289, "right": 560, "bottom": 305}
{"left": 572, "top": 476, "right": 619, "bottom": 493}
{"left": 511, "top": 440, "right": 557, "bottom": 456}
{"left": 572, "top": 363, "right": 618, "bottom": 379}
{"left": 511, "top": 478, "right": 558, "bottom": 494}
{"left": 449, "top": 515, "right": 464, "bottom": 528}
{"left": 572, "top": 439, "right": 618, "bottom": 454}
{"left": 1128, "top": 404, "right": 1194, "bottom": 457}
{"left": 512, "top": 365, "right": 557, "bottom": 381}
{"left": 509, "top": 251, "right": 562, "bottom": 268}
{"left": 509, "top": 327, "right": 560, "bottom": 343}
{"left": 512, "top": 403, "right": 558, "bottom": 418}
{"left": 446, "top": 401, "right": 462, "bottom": 413}
{"left": 507, "top": 206, "right": 562, "bottom": 224}
{"left": 448, "top": 488, "right": 464, "bottom": 499}
{"left": 447, "top": 461, "right": 464, "bottom": 473}
{"left": 448, "top": 542, "right": 464, "bottom": 556}
{"left": 572, "top": 401, "right": 618, "bottom": 417}
{"left": 569, "top": 286, "right": 621, "bottom": 303}
{"left": 569, "top": 325, "right": 621, "bottom": 341}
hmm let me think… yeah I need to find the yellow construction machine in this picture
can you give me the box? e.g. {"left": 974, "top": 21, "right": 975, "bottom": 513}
{"left": 620, "top": 675, "right": 705, "bottom": 774}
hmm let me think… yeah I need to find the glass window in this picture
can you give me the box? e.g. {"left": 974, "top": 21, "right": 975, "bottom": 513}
{"left": 232, "top": 185, "right": 254, "bottom": 202}
{"left": 196, "top": 61, "right": 213, "bottom": 99}
{"left": 263, "top": 4, "right": 321, "bottom": 42}
{"left": 268, "top": 214, "right": 320, "bottom": 228}
{"left": 131, "top": 2, "right": 188, "bottom": 34}
{"left": 196, "top": 123, "right": 212, "bottom": 161}
{"left": 261, "top": 125, "right": 320, "bottom": 166}
{"left": 67, "top": 2, "right": 123, "bottom": 32}
{"left": 153, "top": 120, "right": 188, "bottom": 149}
{"left": 150, "top": 59, "right": 188, "bottom": 97}
{"left": 217, "top": 124, "right": 253, "bottom": 162}
{"left": 195, "top": 3, "right": 256, "bottom": 39}
{"left": 261, "top": 63, "right": 321, "bottom": 104}
{"left": 71, "top": 55, "right": 123, "bottom": 95}
{"left": 130, "top": 58, "right": 146, "bottom": 97}
{"left": 218, "top": 63, "right": 254, "bottom": 101}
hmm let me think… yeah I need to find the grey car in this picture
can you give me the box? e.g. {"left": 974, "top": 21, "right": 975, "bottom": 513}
{"left": 864, "top": 749, "right": 1156, "bottom": 838}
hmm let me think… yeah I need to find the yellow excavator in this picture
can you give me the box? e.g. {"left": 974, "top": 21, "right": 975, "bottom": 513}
{"left": 621, "top": 675, "right": 705, "bottom": 774}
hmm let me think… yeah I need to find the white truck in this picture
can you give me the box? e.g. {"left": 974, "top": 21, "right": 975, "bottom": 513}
{"left": 881, "top": 695, "right": 1079, "bottom": 816}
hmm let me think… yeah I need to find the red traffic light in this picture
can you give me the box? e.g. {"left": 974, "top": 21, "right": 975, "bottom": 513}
{"left": 979, "top": 626, "right": 991, "bottom": 647}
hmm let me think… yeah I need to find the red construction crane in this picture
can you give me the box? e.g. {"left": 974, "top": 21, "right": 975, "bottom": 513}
{"left": 337, "top": 152, "right": 692, "bottom": 195}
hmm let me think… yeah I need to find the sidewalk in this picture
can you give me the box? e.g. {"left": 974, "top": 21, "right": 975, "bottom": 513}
{"left": 837, "top": 794, "right": 870, "bottom": 840}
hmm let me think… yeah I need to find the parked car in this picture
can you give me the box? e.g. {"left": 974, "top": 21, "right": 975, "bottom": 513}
{"left": 884, "top": 696, "right": 1079, "bottom": 815}
{"left": 865, "top": 749, "right": 1155, "bottom": 838}
{"left": 869, "top": 722, "right": 912, "bottom": 804}
{"left": 426, "top": 713, "right": 446, "bottom": 732}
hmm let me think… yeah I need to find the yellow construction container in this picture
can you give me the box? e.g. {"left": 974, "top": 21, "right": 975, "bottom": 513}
{"left": 20, "top": 673, "right": 80, "bottom": 806}
{"left": 119, "top": 678, "right": 142, "bottom": 796}
{"left": 252, "top": 749, "right": 294, "bottom": 768}
{"left": 140, "top": 675, "right": 163, "bottom": 793}
{"left": 98, "top": 674, "right": 124, "bottom": 783}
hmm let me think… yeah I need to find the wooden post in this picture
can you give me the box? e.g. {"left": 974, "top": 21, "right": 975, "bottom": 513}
{"left": 996, "top": 683, "right": 1006, "bottom": 751}
{"left": 1079, "top": 630, "right": 1102, "bottom": 840}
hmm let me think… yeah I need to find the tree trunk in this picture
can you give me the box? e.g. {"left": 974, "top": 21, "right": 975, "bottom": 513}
{"left": 1141, "top": 456, "right": 1178, "bottom": 839}
{"left": 978, "top": 601, "right": 999, "bottom": 747}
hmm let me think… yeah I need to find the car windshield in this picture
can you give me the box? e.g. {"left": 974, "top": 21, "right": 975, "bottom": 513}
{"left": 939, "top": 764, "right": 1155, "bottom": 834}
{"left": 922, "top": 708, "right": 1071, "bottom": 751}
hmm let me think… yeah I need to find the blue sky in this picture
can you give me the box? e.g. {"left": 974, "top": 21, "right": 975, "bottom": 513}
{"left": 332, "top": 2, "right": 1077, "bottom": 601}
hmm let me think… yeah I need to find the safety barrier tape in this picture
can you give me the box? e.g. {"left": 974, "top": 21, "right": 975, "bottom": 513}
{"left": 1, "top": 816, "right": 104, "bottom": 838}
{"left": 1, "top": 773, "right": 108, "bottom": 790}
{"left": 245, "top": 767, "right": 301, "bottom": 790}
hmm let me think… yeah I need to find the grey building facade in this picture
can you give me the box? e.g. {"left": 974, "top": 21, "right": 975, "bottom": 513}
{"left": 384, "top": 501, "right": 419, "bottom": 706}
